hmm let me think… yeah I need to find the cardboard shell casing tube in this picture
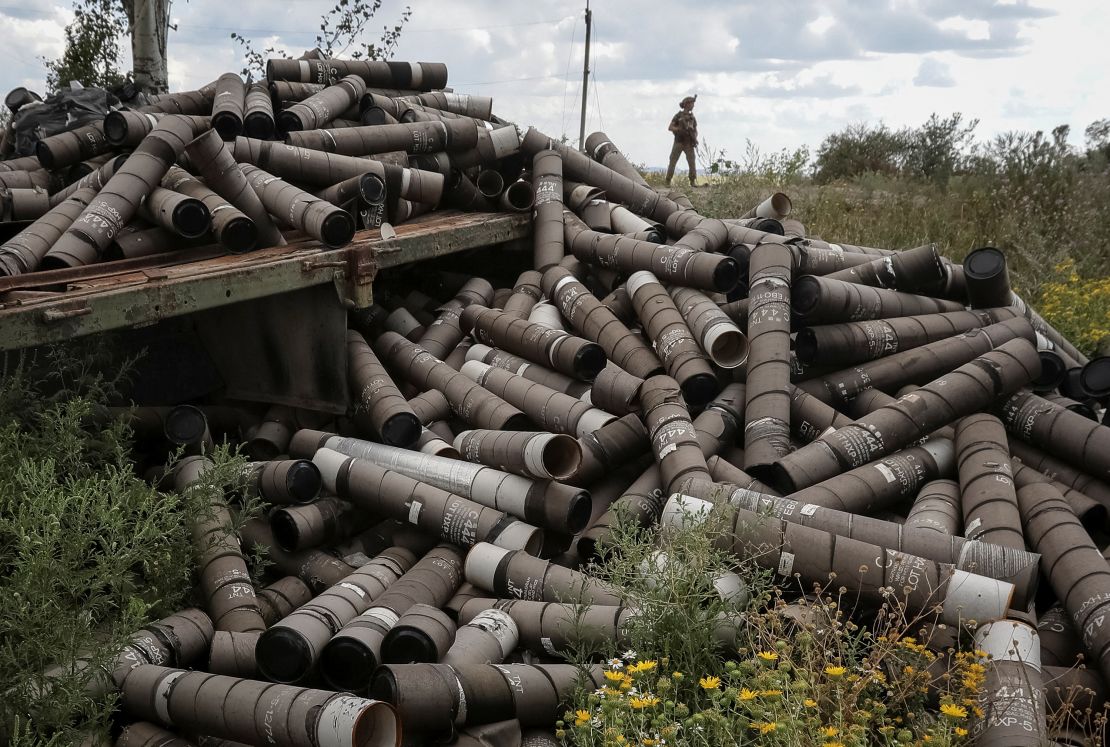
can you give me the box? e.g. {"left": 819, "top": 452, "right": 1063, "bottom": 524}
{"left": 417, "top": 277, "right": 496, "bottom": 360}
{"left": 457, "top": 599, "right": 630, "bottom": 658}
{"left": 453, "top": 429, "right": 582, "bottom": 482}
{"left": 822, "top": 242, "right": 947, "bottom": 293}
{"left": 627, "top": 271, "right": 719, "bottom": 406}
{"left": 640, "top": 374, "right": 712, "bottom": 497}
{"left": 772, "top": 338, "right": 1041, "bottom": 493}
{"left": 174, "top": 456, "right": 265, "bottom": 634}
{"left": 319, "top": 544, "right": 464, "bottom": 692}
{"left": 797, "top": 316, "right": 1036, "bottom": 405}
{"left": 954, "top": 413, "right": 1025, "bottom": 550}
{"left": 677, "top": 478, "right": 1040, "bottom": 609}
{"left": 793, "top": 307, "right": 1019, "bottom": 369}
{"left": 348, "top": 329, "right": 421, "bottom": 448}
{"left": 0, "top": 185, "right": 98, "bottom": 276}
{"left": 464, "top": 542, "right": 621, "bottom": 606}
{"left": 998, "top": 390, "right": 1110, "bottom": 482}
{"left": 669, "top": 286, "right": 749, "bottom": 369}
{"left": 211, "top": 72, "right": 246, "bottom": 140}
{"left": 460, "top": 359, "right": 614, "bottom": 437}
{"left": 255, "top": 546, "right": 415, "bottom": 684}
{"left": 465, "top": 344, "right": 591, "bottom": 399}
{"left": 791, "top": 274, "right": 964, "bottom": 325}
{"left": 904, "top": 479, "right": 963, "bottom": 536}
{"left": 373, "top": 331, "right": 531, "bottom": 431}
{"left": 293, "top": 431, "right": 591, "bottom": 535}
{"left": 661, "top": 493, "right": 1014, "bottom": 625}
{"left": 269, "top": 495, "right": 372, "bottom": 553}
{"left": 163, "top": 165, "right": 257, "bottom": 252}
{"left": 312, "top": 447, "right": 542, "bottom": 552}
{"left": 573, "top": 413, "right": 650, "bottom": 486}
{"left": 380, "top": 603, "right": 458, "bottom": 664}
{"left": 241, "top": 517, "right": 357, "bottom": 593}
{"left": 460, "top": 304, "right": 606, "bottom": 382}
{"left": 240, "top": 458, "right": 322, "bottom": 506}
{"left": 257, "top": 576, "right": 314, "bottom": 625}
{"left": 743, "top": 242, "right": 794, "bottom": 473}
{"left": 239, "top": 163, "right": 354, "bottom": 248}
{"left": 441, "top": 608, "right": 519, "bottom": 667}
{"left": 541, "top": 266, "right": 662, "bottom": 379}
{"left": 969, "top": 619, "right": 1046, "bottom": 746}
{"left": 119, "top": 664, "right": 399, "bottom": 747}
{"left": 184, "top": 129, "right": 285, "bottom": 248}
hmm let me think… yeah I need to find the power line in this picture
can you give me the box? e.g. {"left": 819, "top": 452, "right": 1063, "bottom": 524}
{"left": 173, "top": 17, "right": 567, "bottom": 36}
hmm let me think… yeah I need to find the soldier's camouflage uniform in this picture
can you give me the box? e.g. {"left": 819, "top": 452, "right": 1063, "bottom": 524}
{"left": 666, "top": 109, "right": 698, "bottom": 186}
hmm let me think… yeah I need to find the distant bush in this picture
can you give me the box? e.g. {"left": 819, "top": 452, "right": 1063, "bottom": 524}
{"left": 813, "top": 122, "right": 911, "bottom": 184}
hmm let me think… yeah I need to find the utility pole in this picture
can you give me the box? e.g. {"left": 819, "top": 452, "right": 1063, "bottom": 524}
{"left": 578, "top": 1, "right": 591, "bottom": 151}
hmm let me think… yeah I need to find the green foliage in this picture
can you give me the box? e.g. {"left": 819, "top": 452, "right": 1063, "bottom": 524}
{"left": 561, "top": 515, "right": 986, "bottom": 747}
{"left": 902, "top": 113, "right": 978, "bottom": 185}
{"left": 43, "top": 0, "right": 130, "bottom": 92}
{"left": 231, "top": 0, "right": 413, "bottom": 81}
{"left": 0, "top": 344, "right": 205, "bottom": 743}
{"left": 813, "top": 122, "right": 911, "bottom": 184}
{"left": 700, "top": 139, "right": 810, "bottom": 184}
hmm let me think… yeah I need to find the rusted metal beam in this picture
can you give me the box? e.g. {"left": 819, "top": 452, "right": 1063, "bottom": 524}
{"left": 0, "top": 211, "right": 530, "bottom": 351}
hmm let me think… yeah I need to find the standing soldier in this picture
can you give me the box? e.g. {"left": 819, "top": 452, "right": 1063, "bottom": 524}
{"left": 665, "top": 95, "right": 698, "bottom": 187}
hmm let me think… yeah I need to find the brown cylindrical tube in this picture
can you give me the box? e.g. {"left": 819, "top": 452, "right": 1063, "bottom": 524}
{"left": 240, "top": 518, "right": 356, "bottom": 593}
{"left": 794, "top": 308, "right": 1021, "bottom": 368}
{"left": 465, "top": 542, "right": 621, "bottom": 605}
{"left": 279, "top": 74, "right": 366, "bottom": 132}
{"left": 255, "top": 546, "right": 415, "bottom": 684}
{"left": 294, "top": 431, "right": 591, "bottom": 536}
{"left": 564, "top": 213, "right": 738, "bottom": 291}
{"left": 460, "top": 304, "right": 607, "bottom": 382}
{"left": 163, "top": 165, "right": 257, "bottom": 253}
{"left": 1037, "top": 604, "right": 1084, "bottom": 667}
{"left": 955, "top": 414, "right": 1024, "bottom": 550}
{"left": 822, "top": 242, "right": 948, "bottom": 294}
{"left": 43, "top": 116, "right": 199, "bottom": 268}
{"left": 140, "top": 186, "right": 211, "bottom": 239}
{"left": 585, "top": 131, "right": 650, "bottom": 187}
{"left": 142, "top": 83, "right": 217, "bottom": 115}
{"left": 243, "top": 81, "right": 276, "bottom": 140}
{"left": 744, "top": 242, "right": 793, "bottom": 472}
{"left": 573, "top": 413, "right": 650, "bottom": 486}
{"left": 680, "top": 478, "right": 1039, "bottom": 608}
{"left": 773, "top": 339, "right": 1040, "bottom": 492}
{"left": 964, "top": 245, "right": 1013, "bottom": 309}
{"left": 0, "top": 186, "right": 50, "bottom": 221}
{"left": 785, "top": 440, "right": 955, "bottom": 515}
{"left": 439, "top": 608, "right": 519, "bottom": 668}
{"left": 35, "top": 121, "right": 110, "bottom": 170}
{"left": 798, "top": 316, "right": 1037, "bottom": 404}
{"left": 542, "top": 266, "right": 662, "bottom": 379}
{"left": 0, "top": 185, "right": 98, "bottom": 276}
{"left": 669, "top": 286, "right": 748, "bottom": 369}
{"left": 416, "top": 277, "right": 496, "bottom": 360}
{"left": 787, "top": 384, "right": 852, "bottom": 443}
{"left": 374, "top": 331, "right": 530, "bottom": 431}
{"left": 380, "top": 603, "right": 457, "bottom": 664}
{"left": 532, "top": 149, "right": 564, "bottom": 270}
{"left": 459, "top": 598, "right": 630, "bottom": 659}
{"left": 640, "top": 374, "right": 712, "bottom": 496}
{"left": 49, "top": 153, "right": 124, "bottom": 206}
{"left": 459, "top": 360, "right": 614, "bottom": 437}
{"left": 1008, "top": 438, "right": 1110, "bottom": 509}
{"left": 666, "top": 491, "right": 1013, "bottom": 624}
{"left": 969, "top": 619, "right": 1046, "bottom": 746}
{"left": 313, "top": 448, "right": 541, "bottom": 551}
{"left": 183, "top": 129, "right": 285, "bottom": 249}
{"left": 0, "top": 168, "right": 50, "bottom": 191}
{"left": 500, "top": 270, "right": 543, "bottom": 319}
{"left": 207, "top": 630, "right": 259, "bottom": 678}
{"left": 627, "top": 271, "right": 719, "bottom": 406}
{"left": 408, "top": 389, "right": 452, "bottom": 425}
{"left": 792, "top": 274, "right": 964, "bottom": 324}
{"left": 270, "top": 495, "right": 373, "bottom": 552}
{"left": 211, "top": 72, "right": 247, "bottom": 140}
{"left": 904, "top": 479, "right": 962, "bottom": 535}
{"left": 98, "top": 608, "right": 215, "bottom": 697}
{"left": 286, "top": 119, "right": 467, "bottom": 156}
{"left": 245, "top": 405, "right": 296, "bottom": 460}
{"left": 1018, "top": 481, "right": 1110, "bottom": 683}
{"left": 114, "top": 721, "right": 195, "bottom": 747}
{"left": 998, "top": 390, "right": 1110, "bottom": 482}
{"left": 267, "top": 57, "right": 448, "bottom": 90}
{"left": 588, "top": 364, "right": 645, "bottom": 416}
{"left": 239, "top": 163, "right": 355, "bottom": 248}
{"left": 348, "top": 329, "right": 421, "bottom": 447}
{"left": 119, "top": 665, "right": 399, "bottom": 747}
{"left": 319, "top": 544, "right": 465, "bottom": 692}
{"left": 239, "top": 458, "right": 321, "bottom": 505}
{"left": 454, "top": 430, "right": 582, "bottom": 481}
{"left": 257, "top": 576, "right": 314, "bottom": 626}
{"left": 173, "top": 457, "right": 265, "bottom": 634}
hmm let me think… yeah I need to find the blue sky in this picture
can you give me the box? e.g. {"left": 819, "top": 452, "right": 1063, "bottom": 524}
{"left": 2, "top": 0, "right": 1107, "bottom": 166}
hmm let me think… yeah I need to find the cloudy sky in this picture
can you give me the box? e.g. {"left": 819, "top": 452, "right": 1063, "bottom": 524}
{"left": 1, "top": 0, "right": 1107, "bottom": 167}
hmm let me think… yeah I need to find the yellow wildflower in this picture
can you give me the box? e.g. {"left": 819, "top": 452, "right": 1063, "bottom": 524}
{"left": 738, "top": 688, "right": 759, "bottom": 701}
{"left": 804, "top": 698, "right": 818, "bottom": 707}
{"left": 955, "top": 727, "right": 968, "bottom": 737}
{"left": 615, "top": 737, "right": 626, "bottom": 745}
{"left": 760, "top": 689, "right": 783, "bottom": 697}
{"left": 642, "top": 740, "right": 656, "bottom": 746}
{"left": 822, "top": 726, "right": 839, "bottom": 737}
{"left": 602, "top": 687, "right": 621, "bottom": 697}
{"left": 672, "top": 671, "right": 683, "bottom": 680}
{"left": 941, "top": 703, "right": 968, "bottom": 719}
{"left": 699, "top": 675, "right": 721, "bottom": 690}
{"left": 604, "top": 670, "right": 625, "bottom": 682}
{"left": 756, "top": 651, "right": 779, "bottom": 662}
{"left": 824, "top": 665, "right": 846, "bottom": 678}
{"left": 629, "top": 695, "right": 660, "bottom": 709}
{"left": 824, "top": 743, "right": 845, "bottom": 747}
{"left": 574, "top": 709, "right": 591, "bottom": 726}
{"left": 749, "top": 722, "right": 778, "bottom": 734}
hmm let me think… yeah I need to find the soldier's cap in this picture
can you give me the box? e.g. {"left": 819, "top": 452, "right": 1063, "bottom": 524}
{"left": 680, "top": 95, "right": 697, "bottom": 107}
